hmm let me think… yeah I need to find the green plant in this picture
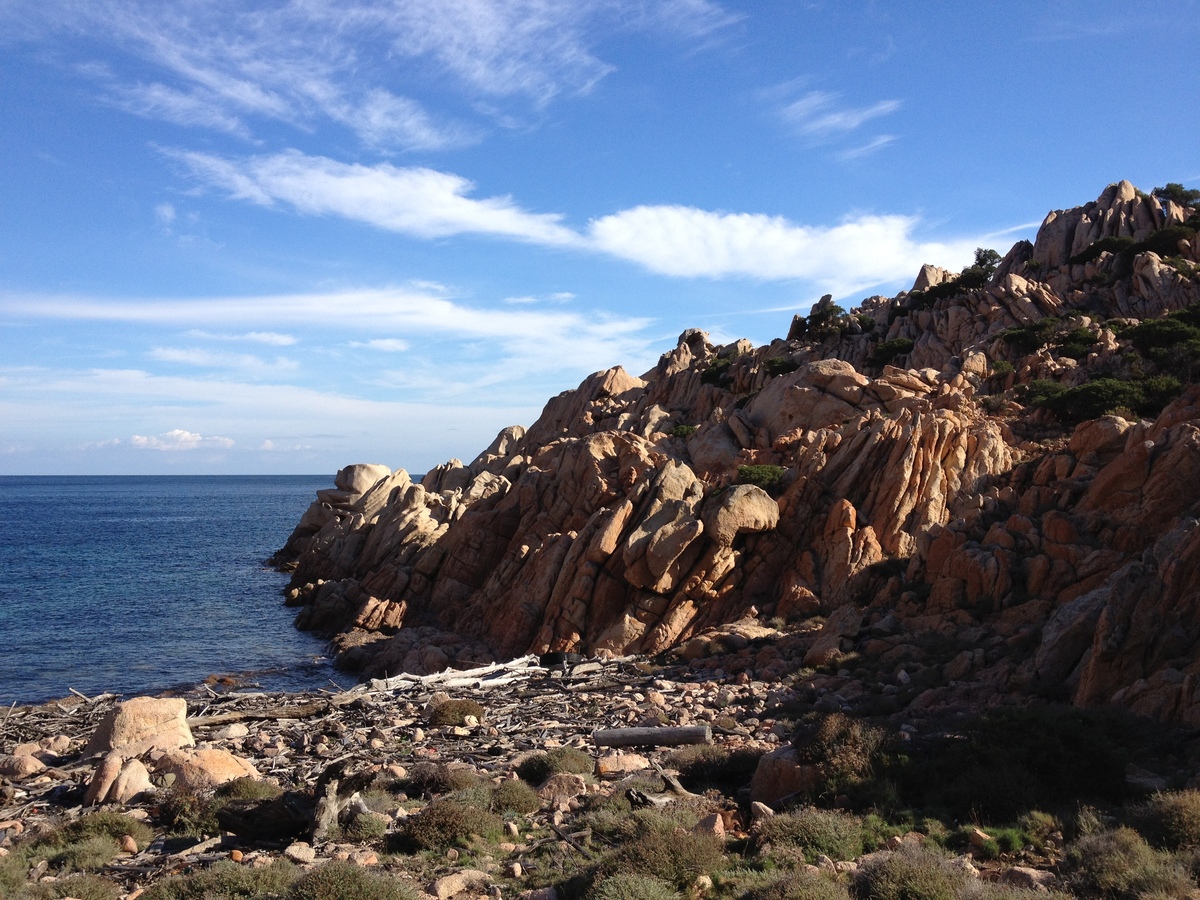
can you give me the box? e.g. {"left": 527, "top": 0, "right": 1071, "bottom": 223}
{"left": 25, "top": 875, "right": 122, "bottom": 900}
{"left": 492, "top": 778, "right": 542, "bottom": 815}
{"left": 1054, "top": 326, "right": 1098, "bottom": 359}
{"left": 740, "top": 871, "right": 850, "bottom": 900}
{"left": 428, "top": 699, "right": 486, "bottom": 726}
{"left": 47, "top": 836, "right": 120, "bottom": 874}
{"left": 516, "top": 747, "right": 594, "bottom": 785}
{"left": 667, "top": 745, "right": 764, "bottom": 794}
{"left": 1061, "top": 827, "right": 1194, "bottom": 899}
{"left": 851, "top": 844, "right": 966, "bottom": 900}
{"left": 217, "top": 776, "right": 283, "bottom": 801}
{"left": 158, "top": 787, "right": 222, "bottom": 837}
{"left": 287, "top": 861, "right": 418, "bottom": 900}
{"left": 668, "top": 424, "right": 699, "bottom": 438}
{"left": 62, "top": 811, "right": 154, "bottom": 851}
{"left": 141, "top": 860, "right": 299, "bottom": 900}
{"left": 1002, "top": 318, "right": 1060, "bottom": 353}
{"left": 990, "top": 360, "right": 1014, "bottom": 376}
{"left": 868, "top": 338, "right": 914, "bottom": 368}
{"left": 702, "top": 358, "right": 733, "bottom": 386}
{"left": 755, "top": 808, "right": 863, "bottom": 862}
{"left": 604, "top": 813, "right": 725, "bottom": 889}
{"left": 1130, "top": 791, "right": 1200, "bottom": 851}
{"left": 795, "top": 713, "right": 885, "bottom": 799}
{"left": 1153, "top": 183, "right": 1200, "bottom": 208}
{"left": 396, "top": 800, "right": 503, "bottom": 850}
{"left": 339, "top": 811, "right": 390, "bottom": 843}
{"left": 587, "top": 874, "right": 680, "bottom": 900}
{"left": 737, "top": 465, "right": 788, "bottom": 491}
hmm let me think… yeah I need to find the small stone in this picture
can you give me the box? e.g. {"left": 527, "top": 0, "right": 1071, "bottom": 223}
{"left": 230, "top": 849, "right": 244, "bottom": 862}
{"left": 505, "top": 822, "right": 520, "bottom": 838}
{"left": 595, "top": 752, "right": 650, "bottom": 778}
{"left": 0, "top": 755, "right": 46, "bottom": 779}
{"left": 412, "top": 728, "right": 426, "bottom": 742}
{"left": 119, "top": 834, "right": 139, "bottom": 854}
{"left": 446, "top": 848, "right": 460, "bottom": 862}
{"left": 353, "top": 850, "right": 379, "bottom": 866}
{"left": 284, "top": 842, "right": 316, "bottom": 864}
{"left": 127, "top": 890, "right": 145, "bottom": 900}
{"left": 694, "top": 875, "right": 713, "bottom": 894}
{"left": 430, "top": 869, "right": 490, "bottom": 900}
{"left": 213, "top": 723, "right": 251, "bottom": 740}
{"left": 518, "top": 889, "right": 559, "bottom": 900}
{"left": 967, "top": 827, "right": 991, "bottom": 850}
{"left": 537, "top": 773, "right": 587, "bottom": 805}
{"left": 693, "top": 813, "right": 725, "bottom": 839}
{"left": 507, "top": 863, "right": 523, "bottom": 878}
{"left": 750, "top": 802, "right": 775, "bottom": 824}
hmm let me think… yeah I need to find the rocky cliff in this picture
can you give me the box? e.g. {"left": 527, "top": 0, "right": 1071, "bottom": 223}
{"left": 274, "top": 181, "right": 1200, "bottom": 725}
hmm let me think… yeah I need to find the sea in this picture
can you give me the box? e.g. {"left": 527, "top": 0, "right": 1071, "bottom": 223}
{"left": 0, "top": 475, "right": 339, "bottom": 706}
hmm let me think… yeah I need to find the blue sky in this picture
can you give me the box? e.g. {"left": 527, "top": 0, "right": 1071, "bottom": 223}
{"left": 1, "top": 0, "right": 1197, "bottom": 476}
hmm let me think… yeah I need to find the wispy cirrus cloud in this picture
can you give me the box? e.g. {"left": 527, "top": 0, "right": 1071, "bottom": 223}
{"left": 148, "top": 346, "right": 299, "bottom": 373}
{"left": 780, "top": 89, "right": 901, "bottom": 143}
{"left": 186, "top": 330, "right": 298, "bottom": 346}
{"left": 3, "top": 0, "right": 737, "bottom": 149}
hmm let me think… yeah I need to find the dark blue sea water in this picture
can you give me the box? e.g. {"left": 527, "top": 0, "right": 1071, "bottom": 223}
{"left": 0, "top": 476, "right": 337, "bottom": 705}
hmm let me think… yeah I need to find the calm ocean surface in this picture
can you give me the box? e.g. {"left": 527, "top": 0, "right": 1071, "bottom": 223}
{"left": 0, "top": 475, "right": 338, "bottom": 705}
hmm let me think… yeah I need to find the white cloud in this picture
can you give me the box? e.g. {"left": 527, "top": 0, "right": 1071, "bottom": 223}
{"left": 148, "top": 346, "right": 299, "bottom": 372}
{"left": 169, "top": 150, "right": 983, "bottom": 290}
{"left": 131, "top": 429, "right": 235, "bottom": 451}
{"left": 155, "top": 202, "right": 176, "bottom": 225}
{"left": 780, "top": 90, "right": 901, "bottom": 142}
{"left": 175, "top": 150, "right": 582, "bottom": 245}
{"left": 838, "top": 135, "right": 896, "bottom": 161}
{"left": 4, "top": 0, "right": 737, "bottom": 147}
{"left": 587, "top": 205, "right": 977, "bottom": 292}
{"left": 350, "top": 339, "right": 410, "bottom": 352}
{"left": 186, "top": 330, "right": 299, "bottom": 346}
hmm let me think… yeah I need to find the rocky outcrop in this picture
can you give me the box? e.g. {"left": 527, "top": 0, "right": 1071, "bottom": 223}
{"left": 276, "top": 181, "right": 1200, "bottom": 725}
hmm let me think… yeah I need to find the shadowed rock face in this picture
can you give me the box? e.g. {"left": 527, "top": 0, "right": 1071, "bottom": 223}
{"left": 275, "top": 181, "right": 1200, "bottom": 724}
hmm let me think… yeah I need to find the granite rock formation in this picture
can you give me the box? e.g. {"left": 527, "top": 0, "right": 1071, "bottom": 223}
{"left": 274, "top": 181, "right": 1200, "bottom": 724}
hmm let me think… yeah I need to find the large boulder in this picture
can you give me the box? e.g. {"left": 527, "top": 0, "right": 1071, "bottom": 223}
{"left": 85, "top": 697, "right": 193, "bottom": 757}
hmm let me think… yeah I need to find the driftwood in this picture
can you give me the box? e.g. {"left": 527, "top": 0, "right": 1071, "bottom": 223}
{"left": 186, "top": 700, "right": 330, "bottom": 728}
{"left": 592, "top": 725, "right": 712, "bottom": 748}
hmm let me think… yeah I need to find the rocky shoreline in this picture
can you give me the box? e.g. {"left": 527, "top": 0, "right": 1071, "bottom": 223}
{"left": 4, "top": 628, "right": 1200, "bottom": 899}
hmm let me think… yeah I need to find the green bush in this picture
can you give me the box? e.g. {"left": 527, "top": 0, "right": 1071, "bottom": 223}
{"left": 740, "top": 871, "right": 850, "bottom": 900}
{"left": 1127, "top": 317, "right": 1200, "bottom": 354}
{"left": 397, "top": 800, "right": 503, "bottom": 850}
{"left": 737, "top": 465, "right": 788, "bottom": 491}
{"left": 142, "top": 860, "right": 299, "bottom": 900}
{"left": 795, "top": 713, "right": 884, "bottom": 799}
{"left": 1131, "top": 790, "right": 1200, "bottom": 851}
{"left": 605, "top": 815, "right": 725, "bottom": 889}
{"left": 668, "top": 424, "right": 699, "bottom": 438}
{"left": 492, "top": 778, "right": 542, "bottom": 815}
{"left": 217, "top": 776, "right": 283, "bottom": 801}
{"left": 1054, "top": 326, "right": 1098, "bottom": 359}
{"left": 851, "top": 845, "right": 966, "bottom": 900}
{"left": 1153, "top": 183, "right": 1200, "bottom": 208}
{"left": 428, "top": 699, "right": 486, "bottom": 726}
{"left": 1061, "top": 827, "right": 1194, "bottom": 899}
{"left": 666, "top": 745, "right": 764, "bottom": 794}
{"left": 1069, "top": 235, "right": 1136, "bottom": 266}
{"left": 516, "top": 747, "right": 594, "bottom": 785}
{"left": 62, "top": 811, "right": 154, "bottom": 851}
{"left": 287, "top": 861, "right": 418, "bottom": 900}
{"left": 702, "top": 358, "right": 733, "bottom": 386}
{"left": 48, "top": 836, "right": 120, "bottom": 874}
{"left": 765, "top": 357, "right": 801, "bottom": 377}
{"left": 755, "top": 807, "right": 863, "bottom": 862}
{"left": 868, "top": 338, "right": 914, "bottom": 368}
{"left": 1002, "top": 318, "right": 1060, "bottom": 353}
{"left": 1035, "top": 376, "right": 1182, "bottom": 422}
{"left": 158, "top": 788, "right": 223, "bottom": 837}
{"left": 23, "top": 874, "right": 122, "bottom": 900}
{"left": 588, "top": 874, "right": 680, "bottom": 900}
